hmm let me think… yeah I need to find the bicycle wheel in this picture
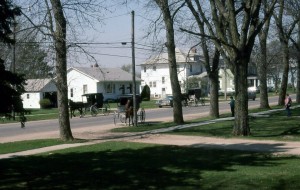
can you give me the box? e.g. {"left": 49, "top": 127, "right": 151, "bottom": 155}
{"left": 113, "top": 111, "right": 118, "bottom": 125}
{"left": 120, "top": 113, "right": 126, "bottom": 123}
{"left": 90, "top": 105, "right": 98, "bottom": 116}
{"left": 194, "top": 99, "right": 199, "bottom": 107}
{"left": 103, "top": 104, "right": 110, "bottom": 116}
{"left": 81, "top": 107, "right": 87, "bottom": 117}
{"left": 139, "top": 108, "right": 146, "bottom": 123}
{"left": 201, "top": 98, "right": 205, "bottom": 106}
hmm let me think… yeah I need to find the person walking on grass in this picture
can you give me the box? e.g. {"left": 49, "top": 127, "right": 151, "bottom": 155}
{"left": 229, "top": 96, "right": 235, "bottom": 117}
{"left": 284, "top": 93, "right": 292, "bottom": 117}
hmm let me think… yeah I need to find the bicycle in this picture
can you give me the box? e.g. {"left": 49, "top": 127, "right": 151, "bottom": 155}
{"left": 89, "top": 102, "right": 111, "bottom": 116}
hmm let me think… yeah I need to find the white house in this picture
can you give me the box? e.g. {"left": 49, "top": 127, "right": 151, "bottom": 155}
{"left": 22, "top": 78, "right": 57, "bottom": 109}
{"left": 140, "top": 48, "right": 206, "bottom": 98}
{"left": 218, "top": 64, "right": 259, "bottom": 94}
{"left": 67, "top": 66, "right": 141, "bottom": 102}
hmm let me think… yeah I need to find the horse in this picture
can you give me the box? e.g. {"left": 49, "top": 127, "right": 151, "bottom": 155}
{"left": 125, "top": 100, "right": 134, "bottom": 126}
{"left": 68, "top": 100, "right": 84, "bottom": 118}
{"left": 181, "top": 93, "right": 190, "bottom": 107}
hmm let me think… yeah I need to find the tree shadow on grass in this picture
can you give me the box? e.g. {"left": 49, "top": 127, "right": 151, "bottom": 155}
{"left": 252, "top": 126, "right": 300, "bottom": 138}
{"left": 0, "top": 142, "right": 296, "bottom": 190}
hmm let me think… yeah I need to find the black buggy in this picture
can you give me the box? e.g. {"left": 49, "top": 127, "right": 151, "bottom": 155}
{"left": 69, "top": 93, "right": 110, "bottom": 118}
{"left": 113, "top": 94, "right": 145, "bottom": 125}
{"left": 182, "top": 88, "right": 205, "bottom": 107}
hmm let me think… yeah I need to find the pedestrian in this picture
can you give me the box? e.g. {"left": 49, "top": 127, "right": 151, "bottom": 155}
{"left": 229, "top": 96, "right": 235, "bottom": 117}
{"left": 284, "top": 93, "right": 292, "bottom": 117}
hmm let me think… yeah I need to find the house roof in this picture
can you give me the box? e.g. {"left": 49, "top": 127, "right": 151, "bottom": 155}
{"left": 142, "top": 48, "right": 196, "bottom": 65}
{"left": 189, "top": 72, "right": 208, "bottom": 78}
{"left": 69, "top": 67, "right": 141, "bottom": 82}
{"left": 24, "top": 78, "right": 54, "bottom": 92}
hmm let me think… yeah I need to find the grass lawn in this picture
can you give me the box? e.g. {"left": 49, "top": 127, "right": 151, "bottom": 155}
{"left": 1, "top": 102, "right": 300, "bottom": 189}
{"left": 168, "top": 107, "right": 300, "bottom": 141}
{"left": 112, "top": 106, "right": 300, "bottom": 141}
{"left": 1, "top": 141, "right": 300, "bottom": 190}
{"left": 0, "top": 139, "right": 87, "bottom": 154}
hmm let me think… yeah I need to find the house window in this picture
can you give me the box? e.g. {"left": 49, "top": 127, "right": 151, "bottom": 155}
{"left": 83, "top": 85, "right": 88, "bottom": 94}
{"left": 70, "top": 88, "right": 74, "bottom": 97}
{"left": 106, "top": 83, "right": 115, "bottom": 93}
{"left": 153, "top": 81, "right": 156, "bottom": 87}
{"left": 162, "top": 77, "right": 165, "bottom": 84}
{"left": 153, "top": 66, "right": 156, "bottom": 71}
{"left": 27, "top": 94, "right": 30, "bottom": 99}
{"left": 144, "top": 67, "right": 146, "bottom": 72}
{"left": 149, "top": 82, "right": 152, "bottom": 87}
{"left": 190, "top": 65, "right": 193, "bottom": 72}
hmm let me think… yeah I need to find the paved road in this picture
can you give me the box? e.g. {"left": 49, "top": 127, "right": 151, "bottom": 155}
{"left": 0, "top": 95, "right": 287, "bottom": 143}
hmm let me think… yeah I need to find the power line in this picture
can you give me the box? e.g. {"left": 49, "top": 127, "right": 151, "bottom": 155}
{"left": 68, "top": 50, "right": 147, "bottom": 60}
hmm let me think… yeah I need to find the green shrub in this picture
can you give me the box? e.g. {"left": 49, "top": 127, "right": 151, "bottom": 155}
{"left": 39, "top": 98, "right": 51, "bottom": 109}
{"left": 141, "top": 85, "right": 150, "bottom": 101}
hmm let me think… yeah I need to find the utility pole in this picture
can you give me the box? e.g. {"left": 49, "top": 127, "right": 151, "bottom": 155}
{"left": 131, "top": 11, "right": 137, "bottom": 126}
{"left": 13, "top": 18, "right": 17, "bottom": 73}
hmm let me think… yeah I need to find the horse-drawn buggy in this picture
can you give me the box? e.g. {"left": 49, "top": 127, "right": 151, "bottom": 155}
{"left": 69, "top": 93, "right": 110, "bottom": 118}
{"left": 113, "top": 94, "right": 145, "bottom": 126}
{"left": 182, "top": 88, "right": 205, "bottom": 107}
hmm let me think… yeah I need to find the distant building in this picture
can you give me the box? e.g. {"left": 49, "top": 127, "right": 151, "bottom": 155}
{"left": 22, "top": 78, "right": 57, "bottom": 109}
{"left": 140, "top": 48, "right": 206, "bottom": 98}
{"left": 67, "top": 66, "right": 141, "bottom": 102}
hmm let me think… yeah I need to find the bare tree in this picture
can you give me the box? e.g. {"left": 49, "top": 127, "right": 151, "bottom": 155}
{"left": 19, "top": 0, "right": 109, "bottom": 141}
{"left": 185, "top": 1, "right": 276, "bottom": 135}
{"left": 286, "top": 0, "right": 300, "bottom": 103}
{"left": 121, "top": 64, "right": 132, "bottom": 73}
{"left": 257, "top": 1, "right": 272, "bottom": 109}
{"left": 153, "top": 0, "right": 184, "bottom": 124}
{"left": 48, "top": 0, "right": 73, "bottom": 140}
{"left": 182, "top": 0, "right": 221, "bottom": 118}
{"left": 273, "top": 0, "right": 300, "bottom": 105}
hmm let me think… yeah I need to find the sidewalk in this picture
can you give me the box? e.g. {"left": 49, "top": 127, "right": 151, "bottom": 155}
{"left": 1, "top": 106, "right": 300, "bottom": 159}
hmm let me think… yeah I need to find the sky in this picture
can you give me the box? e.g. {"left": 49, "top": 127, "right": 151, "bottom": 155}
{"left": 14, "top": 0, "right": 159, "bottom": 71}
{"left": 68, "top": 2, "right": 156, "bottom": 70}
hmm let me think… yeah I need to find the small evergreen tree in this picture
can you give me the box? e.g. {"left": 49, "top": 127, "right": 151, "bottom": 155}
{"left": 0, "top": 1, "right": 25, "bottom": 125}
{"left": 0, "top": 59, "right": 25, "bottom": 114}
{"left": 141, "top": 85, "right": 151, "bottom": 101}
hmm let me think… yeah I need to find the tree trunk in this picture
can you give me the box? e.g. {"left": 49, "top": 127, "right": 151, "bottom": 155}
{"left": 209, "top": 70, "right": 219, "bottom": 118}
{"left": 278, "top": 42, "right": 289, "bottom": 106}
{"left": 258, "top": 13, "right": 271, "bottom": 109}
{"left": 208, "top": 50, "right": 220, "bottom": 118}
{"left": 233, "top": 59, "right": 249, "bottom": 136}
{"left": 155, "top": 0, "right": 184, "bottom": 124}
{"left": 50, "top": 0, "right": 73, "bottom": 141}
{"left": 297, "top": 56, "right": 300, "bottom": 103}
{"left": 257, "top": 47, "right": 270, "bottom": 108}
{"left": 296, "top": 21, "right": 300, "bottom": 103}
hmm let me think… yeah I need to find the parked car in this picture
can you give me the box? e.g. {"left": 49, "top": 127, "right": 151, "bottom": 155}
{"left": 247, "top": 90, "right": 256, "bottom": 100}
{"left": 267, "top": 86, "right": 275, "bottom": 92}
{"left": 248, "top": 86, "right": 260, "bottom": 93}
{"left": 155, "top": 95, "right": 173, "bottom": 108}
{"left": 218, "top": 88, "right": 235, "bottom": 96}
{"left": 219, "top": 88, "right": 256, "bottom": 100}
